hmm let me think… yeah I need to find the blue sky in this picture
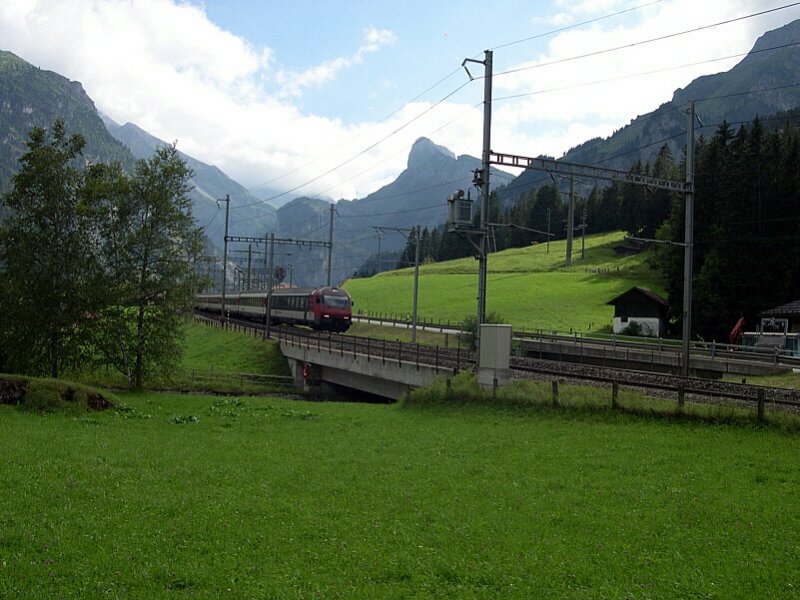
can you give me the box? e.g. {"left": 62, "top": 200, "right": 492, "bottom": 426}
{"left": 1, "top": 0, "right": 798, "bottom": 200}
{"left": 197, "top": 0, "right": 610, "bottom": 123}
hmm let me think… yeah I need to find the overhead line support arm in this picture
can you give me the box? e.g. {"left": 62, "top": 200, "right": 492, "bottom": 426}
{"left": 489, "top": 151, "right": 690, "bottom": 193}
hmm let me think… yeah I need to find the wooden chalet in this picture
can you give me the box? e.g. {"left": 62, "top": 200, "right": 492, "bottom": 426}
{"left": 606, "top": 286, "right": 668, "bottom": 337}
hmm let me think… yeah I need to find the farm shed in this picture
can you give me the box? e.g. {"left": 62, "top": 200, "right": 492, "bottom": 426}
{"left": 607, "top": 287, "right": 668, "bottom": 337}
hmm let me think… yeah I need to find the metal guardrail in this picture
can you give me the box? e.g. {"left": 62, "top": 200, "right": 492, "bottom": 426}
{"left": 353, "top": 313, "right": 461, "bottom": 334}
{"left": 513, "top": 361, "right": 800, "bottom": 421}
{"left": 277, "top": 326, "right": 473, "bottom": 375}
{"left": 514, "top": 329, "right": 800, "bottom": 370}
{"left": 193, "top": 312, "right": 799, "bottom": 418}
{"left": 195, "top": 312, "right": 799, "bottom": 375}
{"left": 181, "top": 369, "right": 293, "bottom": 389}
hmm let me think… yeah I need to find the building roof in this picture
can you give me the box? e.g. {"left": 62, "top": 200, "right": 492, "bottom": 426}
{"left": 761, "top": 300, "right": 800, "bottom": 317}
{"left": 606, "top": 286, "right": 668, "bottom": 307}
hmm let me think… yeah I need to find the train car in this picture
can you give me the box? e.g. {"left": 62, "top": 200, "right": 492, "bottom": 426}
{"left": 195, "top": 286, "right": 352, "bottom": 332}
{"left": 195, "top": 293, "right": 223, "bottom": 313}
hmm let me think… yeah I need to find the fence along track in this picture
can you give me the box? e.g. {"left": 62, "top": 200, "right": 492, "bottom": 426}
{"left": 194, "top": 313, "right": 799, "bottom": 415}
{"left": 511, "top": 355, "right": 800, "bottom": 416}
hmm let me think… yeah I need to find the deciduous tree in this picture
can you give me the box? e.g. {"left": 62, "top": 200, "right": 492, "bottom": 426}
{"left": 0, "top": 121, "right": 101, "bottom": 377}
{"left": 94, "top": 144, "right": 202, "bottom": 389}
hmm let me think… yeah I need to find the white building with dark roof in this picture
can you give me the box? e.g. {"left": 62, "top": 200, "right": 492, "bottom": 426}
{"left": 606, "top": 287, "right": 668, "bottom": 337}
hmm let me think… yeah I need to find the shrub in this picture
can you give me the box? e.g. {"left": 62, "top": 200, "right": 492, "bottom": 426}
{"left": 620, "top": 320, "right": 652, "bottom": 337}
{"left": 459, "top": 311, "right": 505, "bottom": 351}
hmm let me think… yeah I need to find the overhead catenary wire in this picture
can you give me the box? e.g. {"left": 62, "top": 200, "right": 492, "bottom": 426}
{"left": 247, "top": 65, "right": 468, "bottom": 193}
{"left": 493, "top": 41, "right": 800, "bottom": 103}
{"left": 235, "top": 80, "right": 472, "bottom": 210}
{"left": 293, "top": 3, "right": 797, "bottom": 207}
{"left": 200, "top": 204, "right": 221, "bottom": 229}
{"left": 492, "top": 2, "right": 800, "bottom": 79}
{"left": 490, "top": 0, "right": 665, "bottom": 51}
{"left": 315, "top": 101, "right": 485, "bottom": 200}
{"left": 491, "top": 95, "right": 800, "bottom": 200}
{"left": 223, "top": 2, "right": 800, "bottom": 271}
{"left": 239, "top": 0, "right": 668, "bottom": 207}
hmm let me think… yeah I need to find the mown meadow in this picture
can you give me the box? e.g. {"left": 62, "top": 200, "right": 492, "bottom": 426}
{"left": 2, "top": 388, "right": 800, "bottom": 598}
{"left": 2, "top": 321, "right": 800, "bottom": 598}
{"left": 344, "top": 231, "right": 664, "bottom": 333}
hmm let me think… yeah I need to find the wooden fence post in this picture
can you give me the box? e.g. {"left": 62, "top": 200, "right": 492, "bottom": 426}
{"left": 612, "top": 381, "right": 619, "bottom": 410}
{"left": 677, "top": 385, "right": 685, "bottom": 413}
{"left": 757, "top": 388, "right": 765, "bottom": 423}
{"left": 551, "top": 380, "right": 559, "bottom": 407}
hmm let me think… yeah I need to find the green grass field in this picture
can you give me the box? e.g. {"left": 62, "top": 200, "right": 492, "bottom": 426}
{"left": 5, "top": 292, "right": 800, "bottom": 597}
{"left": 2, "top": 391, "right": 799, "bottom": 598}
{"left": 344, "top": 231, "right": 666, "bottom": 333}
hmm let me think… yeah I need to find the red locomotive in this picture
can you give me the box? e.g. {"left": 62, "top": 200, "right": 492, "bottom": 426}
{"left": 196, "top": 286, "right": 352, "bottom": 332}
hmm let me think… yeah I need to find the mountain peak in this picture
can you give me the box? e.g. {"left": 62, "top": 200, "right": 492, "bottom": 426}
{"left": 751, "top": 18, "right": 800, "bottom": 53}
{"left": 407, "top": 137, "right": 456, "bottom": 169}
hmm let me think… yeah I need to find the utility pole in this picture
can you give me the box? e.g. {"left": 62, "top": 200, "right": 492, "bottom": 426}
{"left": 246, "top": 243, "right": 252, "bottom": 290}
{"left": 580, "top": 206, "right": 587, "bottom": 260}
{"left": 546, "top": 208, "right": 551, "bottom": 254}
{"left": 463, "top": 49, "right": 492, "bottom": 355}
{"left": 565, "top": 176, "right": 574, "bottom": 267}
{"left": 265, "top": 232, "right": 275, "bottom": 339}
{"left": 262, "top": 233, "right": 270, "bottom": 291}
{"left": 412, "top": 225, "right": 420, "bottom": 344}
{"left": 682, "top": 100, "right": 696, "bottom": 378}
{"left": 219, "top": 194, "right": 230, "bottom": 318}
{"left": 376, "top": 230, "right": 383, "bottom": 275}
{"left": 327, "top": 203, "right": 334, "bottom": 286}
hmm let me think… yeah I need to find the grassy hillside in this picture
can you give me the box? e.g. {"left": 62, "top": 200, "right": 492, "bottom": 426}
{"left": 345, "top": 231, "right": 665, "bottom": 333}
{"left": 74, "top": 319, "right": 290, "bottom": 392}
{"left": 182, "top": 320, "right": 289, "bottom": 374}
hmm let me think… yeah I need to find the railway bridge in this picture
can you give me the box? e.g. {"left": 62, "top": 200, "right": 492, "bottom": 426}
{"left": 278, "top": 328, "right": 469, "bottom": 400}
{"left": 196, "top": 315, "right": 797, "bottom": 406}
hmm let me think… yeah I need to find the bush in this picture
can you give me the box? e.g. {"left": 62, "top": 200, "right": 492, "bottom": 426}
{"left": 459, "top": 311, "right": 505, "bottom": 351}
{"left": 620, "top": 321, "right": 656, "bottom": 337}
{"left": 620, "top": 321, "right": 644, "bottom": 336}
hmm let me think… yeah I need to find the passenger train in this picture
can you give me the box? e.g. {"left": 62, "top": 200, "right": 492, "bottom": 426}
{"left": 196, "top": 286, "right": 353, "bottom": 332}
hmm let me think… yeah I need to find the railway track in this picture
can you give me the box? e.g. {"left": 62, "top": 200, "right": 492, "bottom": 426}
{"left": 510, "top": 355, "right": 800, "bottom": 411}
{"left": 196, "top": 312, "right": 800, "bottom": 410}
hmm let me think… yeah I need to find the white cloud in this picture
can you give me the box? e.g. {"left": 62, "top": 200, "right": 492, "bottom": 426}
{"left": 535, "top": 0, "right": 626, "bottom": 27}
{"left": 489, "top": 0, "right": 795, "bottom": 160}
{"left": 0, "top": 0, "right": 795, "bottom": 201}
{"left": 276, "top": 26, "right": 396, "bottom": 98}
{"left": 0, "top": 0, "right": 404, "bottom": 198}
